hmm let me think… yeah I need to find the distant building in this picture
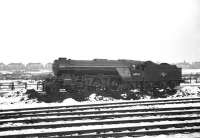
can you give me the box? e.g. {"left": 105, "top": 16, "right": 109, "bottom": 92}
{"left": 0, "top": 63, "right": 6, "bottom": 70}
{"left": 6, "top": 63, "right": 26, "bottom": 71}
{"left": 26, "top": 63, "right": 44, "bottom": 71}
{"left": 191, "top": 62, "right": 200, "bottom": 69}
{"left": 176, "top": 61, "right": 191, "bottom": 69}
{"left": 45, "top": 63, "right": 52, "bottom": 70}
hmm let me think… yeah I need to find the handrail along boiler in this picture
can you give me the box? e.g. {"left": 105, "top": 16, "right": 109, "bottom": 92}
{"left": 44, "top": 58, "right": 182, "bottom": 99}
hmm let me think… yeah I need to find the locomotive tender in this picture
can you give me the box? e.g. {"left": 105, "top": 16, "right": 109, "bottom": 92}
{"left": 44, "top": 58, "right": 182, "bottom": 100}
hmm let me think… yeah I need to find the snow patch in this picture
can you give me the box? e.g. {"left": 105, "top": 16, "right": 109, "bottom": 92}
{"left": 172, "top": 86, "right": 200, "bottom": 98}
{"left": 0, "top": 89, "right": 39, "bottom": 106}
{"left": 88, "top": 93, "right": 115, "bottom": 102}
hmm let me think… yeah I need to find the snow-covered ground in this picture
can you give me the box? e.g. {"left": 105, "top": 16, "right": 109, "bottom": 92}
{"left": 26, "top": 69, "right": 52, "bottom": 75}
{"left": 1, "top": 85, "right": 200, "bottom": 137}
{"left": 135, "top": 133, "right": 200, "bottom": 138}
{"left": 0, "top": 86, "right": 200, "bottom": 109}
{"left": 182, "top": 69, "right": 200, "bottom": 75}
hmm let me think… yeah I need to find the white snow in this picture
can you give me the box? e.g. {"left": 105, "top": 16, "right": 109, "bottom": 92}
{"left": 171, "top": 86, "right": 200, "bottom": 98}
{"left": 1, "top": 85, "right": 200, "bottom": 137}
{"left": 27, "top": 70, "right": 52, "bottom": 75}
{"left": 182, "top": 69, "right": 200, "bottom": 75}
{"left": 138, "top": 133, "right": 200, "bottom": 138}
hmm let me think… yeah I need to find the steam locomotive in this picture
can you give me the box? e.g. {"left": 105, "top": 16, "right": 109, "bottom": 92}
{"left": 43, "top": 58, "right": 182, "bottom": 100}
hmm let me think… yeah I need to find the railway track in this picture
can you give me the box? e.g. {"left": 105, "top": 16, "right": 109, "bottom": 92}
{"left": 2, "top": 97, "right": 200, "bottom": 112}
{"left": 1, "top": 97, "right": 200, "bottom": 116}
{"left": 1, "top": 97, "right": 200, "bottom": 138}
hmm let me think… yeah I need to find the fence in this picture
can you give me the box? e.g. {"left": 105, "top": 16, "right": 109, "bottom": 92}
{"left": 1, "top": 74, "right": 200, "bottom": 91}
{"left": 0, "top": 81, "right": 44, "bottom": 91}
{"left": 182, "top": 73, "right": 200, "bottom": 84}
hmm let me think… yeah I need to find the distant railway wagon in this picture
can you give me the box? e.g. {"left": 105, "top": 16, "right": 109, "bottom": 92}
{"left": 43, "top": 58, "right": 182, "bottom": 100}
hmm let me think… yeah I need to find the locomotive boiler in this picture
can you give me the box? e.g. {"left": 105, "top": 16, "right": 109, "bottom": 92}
{"left": 43, "top": 58, "right": 182, "bottom": 100}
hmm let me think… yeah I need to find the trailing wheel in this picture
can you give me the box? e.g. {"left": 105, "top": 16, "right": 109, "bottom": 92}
{"left": 109, "top": 79, "right": 132, "bottom": 99}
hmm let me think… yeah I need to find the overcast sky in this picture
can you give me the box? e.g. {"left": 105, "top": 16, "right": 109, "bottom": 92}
{"left": 0, "top": 0, "right": 199, "bottom": 64}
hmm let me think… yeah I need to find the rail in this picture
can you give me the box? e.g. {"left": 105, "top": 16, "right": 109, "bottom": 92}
{"left": 1, "top": 98, "right": 200, "bottom": 137}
